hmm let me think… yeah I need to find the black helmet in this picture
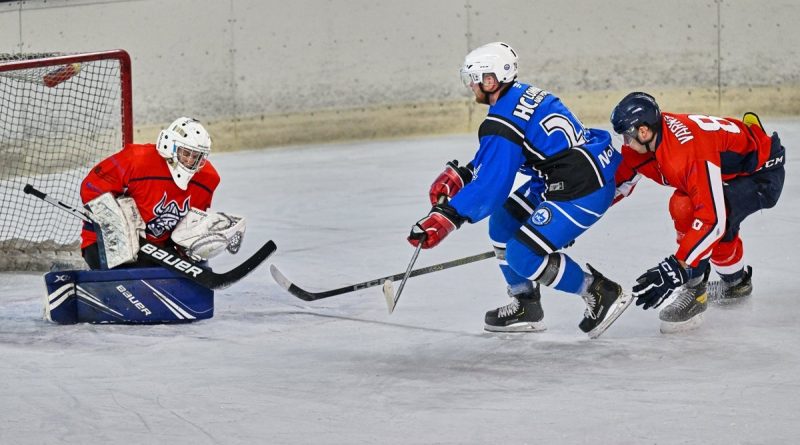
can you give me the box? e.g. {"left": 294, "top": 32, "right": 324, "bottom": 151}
{"left": 610, "top": 92, "right": 662, "bottom": 136}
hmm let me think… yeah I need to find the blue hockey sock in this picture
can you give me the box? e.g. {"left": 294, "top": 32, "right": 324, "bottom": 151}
{"left": 550, "top": 254, "right": 586, "bottom": 294}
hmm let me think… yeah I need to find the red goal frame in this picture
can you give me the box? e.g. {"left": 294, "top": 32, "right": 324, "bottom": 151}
{"left": 0, "top": 49, "right": 133, "bottom": 146}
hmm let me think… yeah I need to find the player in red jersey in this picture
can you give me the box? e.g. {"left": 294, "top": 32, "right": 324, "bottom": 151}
{"left": 80, "top": 117, "right": 222, "bottom": 269}
{"left": 610, "top": 92, "right": 785, "bottom": 332}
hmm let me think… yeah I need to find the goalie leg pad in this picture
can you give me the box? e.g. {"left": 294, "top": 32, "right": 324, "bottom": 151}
{"left": 43, "top": 268, "right": 214, "bottom": 324}
{"left": 43, "top": 271, "right": 79, "bottom": 324}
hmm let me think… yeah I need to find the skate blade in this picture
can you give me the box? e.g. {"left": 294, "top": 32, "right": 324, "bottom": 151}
{"left": 710, "top": 295, "right": 751, "bottom": 306}
{"left": 484, "top": 321, "right": 547, "bottom": 333}
{"left": 660, "top": 313, "right": 704, "bottom": 334}
{"left": 588, "top": 291, "right": 634, "bottom": 339}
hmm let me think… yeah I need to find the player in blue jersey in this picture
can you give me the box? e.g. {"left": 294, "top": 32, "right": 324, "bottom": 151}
{"left": 407, "top": 42, "right": 624, "bottom": 334}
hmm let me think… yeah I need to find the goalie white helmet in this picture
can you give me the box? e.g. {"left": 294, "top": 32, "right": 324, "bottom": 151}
{"left": 460, "top": 42, "right": 519, "bottom": 87}
{"left": 156, "top": 117, "right": 211, "bottom": 190}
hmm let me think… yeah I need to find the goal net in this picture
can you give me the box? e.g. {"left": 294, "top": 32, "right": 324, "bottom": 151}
{"left": 0, "top": 50, "right": 133, "bottom": 271}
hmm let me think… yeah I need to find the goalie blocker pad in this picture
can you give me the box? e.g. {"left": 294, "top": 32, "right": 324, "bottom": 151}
{"left": 84, "top": 193, "right": 145, "bottom": 269}
{"left": 43, "top": 267, "right": 214, "bottom": 324}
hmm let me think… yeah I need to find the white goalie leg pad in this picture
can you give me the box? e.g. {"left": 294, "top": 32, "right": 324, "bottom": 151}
{"left": 85, "top": 193, "right": 144, "bottom": 269}
{"left": 171, "top": 208, "right": 247, "bottom": 260}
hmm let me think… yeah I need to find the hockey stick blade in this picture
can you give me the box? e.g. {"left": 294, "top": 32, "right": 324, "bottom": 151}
{"left": 270, "top": 250, "right": 495, "bottom": 302}
{"left": 382, "top": 280, "right": 396, "bottom": 312}
{"left": 383, "top": 240, "right": 424, "bottom": 314}
{"left": 140, "top": 240, "right": 276, "bottom": 290}
{"left": 587, "top": 291, "right": 634, "bottom": 339}
{"left": 383, "top": 280, "right": 397, "bottom": 314}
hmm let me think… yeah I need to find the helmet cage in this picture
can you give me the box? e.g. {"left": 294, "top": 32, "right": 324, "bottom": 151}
{"left": 156, "top": 117, "right": 211, "bottom": 190}
{"left": 460, "top": 69, "right": 499, "bottom": 87}
{"left": 174, "top": 143, "right": 209, "bottom": 173}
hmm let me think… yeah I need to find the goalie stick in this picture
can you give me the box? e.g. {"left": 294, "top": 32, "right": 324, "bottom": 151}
{"left": 270, "top": 250, "right": 495, "bottom": 301}
{"left": 23, "top": 184, "right": 276, "bottom": 290}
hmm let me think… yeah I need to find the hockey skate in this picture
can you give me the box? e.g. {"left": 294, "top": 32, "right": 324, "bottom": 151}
{"left": 579, "top": 265, "right": 623, "bottom": 334}
{"left": 484, "top": 285, "right": 546, "bottom": 332}
{"left": 708, "top": 266, "right": 753, "bottom": 305}
{"left": 659, "top": 280, "right": 708, "bottom": 334}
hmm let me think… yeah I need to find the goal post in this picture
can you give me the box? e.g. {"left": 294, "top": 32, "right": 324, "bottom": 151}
{"left": 0, "top": 50, "right": 133, "bottom": 271}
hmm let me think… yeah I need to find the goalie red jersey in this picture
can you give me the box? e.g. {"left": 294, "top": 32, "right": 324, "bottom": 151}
{"left": 614, "top": 112, "right": 774, "bottom": 267}
{"left": 80, "top": 143, "right": 220, "bottom": 249}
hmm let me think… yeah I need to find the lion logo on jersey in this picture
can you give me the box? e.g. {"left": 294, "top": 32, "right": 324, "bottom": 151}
{"left": 147, "top": 193, "right": 190, "bottom": 238}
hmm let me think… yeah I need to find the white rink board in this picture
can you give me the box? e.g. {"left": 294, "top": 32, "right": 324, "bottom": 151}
{"left": 1, "top": 0, "right": 798, "bottom": 125}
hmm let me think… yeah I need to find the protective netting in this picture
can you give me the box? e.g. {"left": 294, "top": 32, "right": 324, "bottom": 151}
{"left": 0, "top": 52, "right": 129, "bottom": 270}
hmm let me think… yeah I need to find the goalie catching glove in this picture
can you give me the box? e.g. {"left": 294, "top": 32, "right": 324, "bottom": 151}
{"left": 171, "top": 208, "right": 246, "bottom": 260}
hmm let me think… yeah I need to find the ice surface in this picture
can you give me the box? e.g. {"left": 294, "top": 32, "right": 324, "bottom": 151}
{"left": 1, "top": 122, "right": 798, "bottom": 444}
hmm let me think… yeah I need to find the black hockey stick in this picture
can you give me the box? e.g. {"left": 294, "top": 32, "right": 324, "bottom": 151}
{"left": 137, "top": 240, "right": 276, "bottom": 290}
{"left": 270, "top": 250, "right": 495, "bottom": 301}
{"left": 23, "top": 184, "right": 276, "bottom": 290}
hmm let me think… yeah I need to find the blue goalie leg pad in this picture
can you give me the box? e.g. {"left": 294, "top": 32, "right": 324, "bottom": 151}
{"left": 43, "top": 267, "right": 214, "bottom": 324}
{"left": 43, "top": 271, "right": 80, "bottom": 324}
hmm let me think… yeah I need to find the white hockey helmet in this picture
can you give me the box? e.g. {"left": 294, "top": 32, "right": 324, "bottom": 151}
{"left": 156, "top": 117, "right": 211, "bottom": 190}
{"left": 460, "top": 42, "right": 519, "bottom": 87}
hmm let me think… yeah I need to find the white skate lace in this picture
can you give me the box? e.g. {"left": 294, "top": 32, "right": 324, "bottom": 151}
{"left": 498, "top": 298, "right": 522, "bottom": 318}
{"left": 706, "top": 281, "right": 723, "bottom": 299}
{"left": 668, "top": 287, "right": 698, "bottom": 310}
{"left": 582, "top": 294, "right": 597, "bottom": 319}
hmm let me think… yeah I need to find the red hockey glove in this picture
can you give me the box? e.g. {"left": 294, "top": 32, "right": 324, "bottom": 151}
{"left": 428, "top": 160, "right": 474, "bottom": 205}
{"left": 408, "top": 203, "right": 465, "bottom": 249}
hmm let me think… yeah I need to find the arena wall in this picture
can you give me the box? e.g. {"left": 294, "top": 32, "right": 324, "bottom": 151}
{"left": 2, "top": 0, "right": 798, "bottom": 150}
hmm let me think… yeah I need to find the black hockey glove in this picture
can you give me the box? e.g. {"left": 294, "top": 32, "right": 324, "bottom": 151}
{"left": 632, "top": 255, "right": 688, "bottom": 310}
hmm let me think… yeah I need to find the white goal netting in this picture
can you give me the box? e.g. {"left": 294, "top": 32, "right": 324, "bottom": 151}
{"left": 0, "top": 50, "right": 132, "bottom": 270}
